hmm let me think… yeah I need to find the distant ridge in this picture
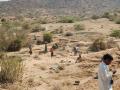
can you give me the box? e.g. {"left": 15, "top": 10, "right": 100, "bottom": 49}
{"left": 0, "top": 0, "right": 120, "bottom": 16}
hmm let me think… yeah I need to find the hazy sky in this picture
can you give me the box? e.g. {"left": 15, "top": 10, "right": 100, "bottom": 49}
{"left": 0, "top": 0, "right": 10, "bottom": 1}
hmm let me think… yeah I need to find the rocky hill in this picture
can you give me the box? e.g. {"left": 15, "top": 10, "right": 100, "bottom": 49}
{"left": 0, "top": 0, "right": 120, "bottom": 16}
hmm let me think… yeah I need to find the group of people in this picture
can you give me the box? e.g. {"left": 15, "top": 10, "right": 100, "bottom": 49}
{"left": 28, "top": 42, "right": 116, "bottom": 90}
{"left": 28, "top": 43, "right": 55, "bottom": 57}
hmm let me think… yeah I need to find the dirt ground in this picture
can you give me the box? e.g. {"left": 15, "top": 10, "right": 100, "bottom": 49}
{"left": 2, "top": 18, "right": 120, "bottom": 90}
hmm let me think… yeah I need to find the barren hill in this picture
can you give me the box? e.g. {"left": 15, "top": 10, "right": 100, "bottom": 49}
{"left": 0, "top": 0, "right": 120, "bottom": 16}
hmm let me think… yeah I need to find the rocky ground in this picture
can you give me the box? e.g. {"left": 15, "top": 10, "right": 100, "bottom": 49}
{"left": 1, "top": 18, "right": 120, "bottom": 90}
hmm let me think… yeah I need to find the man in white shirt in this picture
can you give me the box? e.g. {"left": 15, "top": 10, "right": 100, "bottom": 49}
{"left": 98, "top": 54, "right": 116, "bottom": 90}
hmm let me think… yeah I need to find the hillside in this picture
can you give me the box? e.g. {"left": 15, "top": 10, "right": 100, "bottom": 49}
{"left": 0, "top": 0, "right": 120, "bottom": 16}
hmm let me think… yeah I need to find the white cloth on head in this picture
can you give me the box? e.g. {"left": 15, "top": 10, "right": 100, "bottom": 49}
{"left": 98, "top": 62, "right": 113, "bottom": 90}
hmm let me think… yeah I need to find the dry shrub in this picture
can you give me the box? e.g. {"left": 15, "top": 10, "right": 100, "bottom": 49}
{"left": 90, "top": 38, "right": 117, "bottom": 51}
{"left": 0, "top": 56, "right": 23, "bottom": 83}
{"left": 91, "top": 15, "right": 100, "bottom": 19}
{"left": 115, "top": 18, "right": 120, "bottom": 24}
{"left": 0, "top": 29, "right": 28, "bottom": 52}
{"left": 22, "top": 23, "right": 30, "bottom": 30}
{"left": 58, "top": 16, "right": 75, "bottom": 23}
{"left": 31, "top": 25, "right": 45, "bottom": 33}
{"left": 110, "top": 30, "right": 120, "bottom": 38}
{"left": 51, "top": 26, "right": 63, "bottom": 34}
{"left": 74, "top": 24, "right": 85, "bottom": 31}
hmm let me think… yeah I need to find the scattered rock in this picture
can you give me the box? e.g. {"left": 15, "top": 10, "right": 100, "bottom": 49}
{"left": 50, "top": 63, "right": 64, "bottom": 73}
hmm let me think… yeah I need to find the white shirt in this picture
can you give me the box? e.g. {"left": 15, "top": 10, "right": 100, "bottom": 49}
{"left": 98, "top": 62, "right": 113, "bottom": 90}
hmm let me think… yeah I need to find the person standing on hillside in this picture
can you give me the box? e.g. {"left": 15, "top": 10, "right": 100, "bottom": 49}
{"left": 75, "top": 53, "right": 82, "bottom": 63}
{"left": 28, "top": 43, "right": 33, "bottom": 55}
{"left": 50, "top": 47, "right": 54, "bottom": 57}
{"left": 73, "top": 45, "right": 80, "bottom": 56}
{"left": 98, "top": 54, "right": 116, "bottom": 90}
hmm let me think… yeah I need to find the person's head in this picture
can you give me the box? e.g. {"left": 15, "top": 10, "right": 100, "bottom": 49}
{"left": 102, "top": 54, "right": 113, "bottom": 65}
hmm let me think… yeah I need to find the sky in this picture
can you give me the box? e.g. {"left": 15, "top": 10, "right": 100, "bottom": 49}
{"left": 0, "top": 0, "right": 10, "bottom": 1}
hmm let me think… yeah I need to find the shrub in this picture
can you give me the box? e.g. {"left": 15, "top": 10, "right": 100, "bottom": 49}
{"left": 0, "top": 56, "right": 23, "bottom": 83}
{"left": 52, "top": 43, "right": 59, "bottom": 49}
{"left": 59, "top": 16, "right": 74, "bottom": 23}
{"left": 110, "top": 30, "right": 120, "bottom": 38}
{"left": 43, "top": 33, "right": 52, "bottom": 43}
{"left": 91, "top": 15, "right": 100, "bottom": 20}
{"left": 51, "top": 26, "right": 63, "bottom": 34}
{"left": 1, "top": 21, "right": 13, "bottom": 30}
{"left": 65, "top": 32, "right": 73, "bottom": 36}
{"left": 115, "top": 18, "right": 120, "bottom": 24}
{"left": 0, "top": 29, "right": 27, "bottom": 52}
{"left": 1, "top": 18, "right": 6, "bottom": 22}
{"left": 74, "top": 24, "right": 85, "bottom": 31}
{"left": 102, "top": 12, "right": 119, "bottom": 22}
{"left": 36, "top": 39, "right": 43, "bottom": 45}
{"left": 7, "top": 39, "right": 22, "bottom": 52}
{"left": 90, "top": 38, "right": 117, "bottom": 51}
{"left": 31, "top": 25, "right": 45, "bottom": 33}
{"left": 102, "top": 12, "right": 110, "bottom": 18}
{"left": 90, "top": 38, "right": 107, "bottom": 51}
{"left": 22, "top": 23, "right": 30, "bottom": 29}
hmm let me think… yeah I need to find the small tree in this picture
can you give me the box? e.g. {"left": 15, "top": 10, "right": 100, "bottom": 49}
{"left": 43, "top": 32, "right": 52, "bottom": 43}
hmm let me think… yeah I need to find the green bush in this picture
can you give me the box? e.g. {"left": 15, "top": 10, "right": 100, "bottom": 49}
{"left": 59, "top": 16, "right": 74, "bottom": 23}
{"left": 91, "top": 15, "right": 100, "bottom": 20}
{"left": 43, "top": 33, "right": 52, "bottom": 43}
{"left": 110, "top": 30, "right": 120, "bottom": 38}
{"left": 0, "top": 56, "right": 23, "bottom": 83}
{"left": 74, "top": 24, "right": 85, "bottom": 31}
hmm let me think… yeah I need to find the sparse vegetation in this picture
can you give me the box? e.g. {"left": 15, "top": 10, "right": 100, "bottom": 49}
{"left": 0, "top": 56, "right": 23, "bottom": 83}
{"left": 43, "top": 32, "right": 53, "bottom": 43}
{"left": 102, "top": 12, "right": 110, "bottom": 19}
{"left": 0, "top": 29, "right": 27, "bottom": 52}
{"left": 115, "top": 18, "right": 120, "bottom": 24}
{"left": 91, "top": 15, "right": 100, "bottom": 20}
{"left": 7, "top": 38, "right": 22, "bottom": 52}
{"left": 59, "top": 16, "right": 75, "bottom": 23}
{"left": 74, "top": 24, "right": 85, "bottom": 31}
{"left": 110, "top": 30, "right": 120, "bottom": 38}
{"left": 90, "top": 38, "right": 116, "bottom": 51}
{"left": 22, "top": 23, "right": 30, "bottom": 30}
{"left": 31, "top": 25, "right": 45, "bottom": 33}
